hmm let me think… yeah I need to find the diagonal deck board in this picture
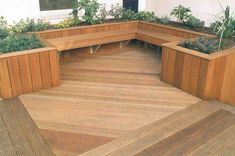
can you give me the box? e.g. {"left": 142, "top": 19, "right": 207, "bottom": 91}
{"left": 0, "top": 98, "right": 55, "bottom": 156}
{"left": 20, "top": 45, "right": 201, "bottom": 154}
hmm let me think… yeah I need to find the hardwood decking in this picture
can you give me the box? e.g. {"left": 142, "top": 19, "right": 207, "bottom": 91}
{"left": 0, "top": 98, "right": 55, "bottom": 156}
{"left": 17, "top": 45, "right": 235, "bottom": 155}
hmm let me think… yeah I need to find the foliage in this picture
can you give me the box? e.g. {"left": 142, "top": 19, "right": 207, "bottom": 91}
{"left": 0, "top": 16, "right": 9, "bottom": 40}
{"left": 109, "top": 4, "right": 124, "bottom": 21}
{"left": 210, "top": 6, "right": 234, "bottom": 38}
{"left": 136, "top": 11, "right": 156, "bottom": 22}
{"left": 99, "top": 4, "right": 108, "bottom": 23}
{"left": 122, "top": 9, "right": 138, "bottom": 21}
{"left": 0, "top": 28, "right": 9, "bottom": 40}
{"left": 170, "top": 5, "right": 192, "bottom": 23}
{"left": 210, "top": 5, "right": 234, "bottom": 51}
{"left": 0, "top": 34, "right": 45, "bottom": 53}
{"left": 180, "top": 37, "right": 219, "bottom": 54}
{"left": 71, "top": 0, "right": 100, "bottom": 25}
{"left": 11, "top": 18, "right": 50, "bottom": 34}
{"left": 158, "top": 15, "right": 170, "bottom": 24}
{"left": 186, "top": 16, "right": 205, "bottom": 28}
{"left": 55, "top": 18, "right": 80, "bottom": 28}
{"left": 71, "top": 0, "right": 79, "bottom": 19}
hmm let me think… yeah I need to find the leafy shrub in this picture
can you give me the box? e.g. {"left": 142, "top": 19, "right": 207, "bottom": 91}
{"left": 11, "top": 18, "right": 50, "bottom": 33}
{"left": 136, "top": 11, "right": 156, "bottom": 22}
{"left": 180, "top": 37, "right": 219, "bottom": 54}
{"left": 210, "top": 6, "right": 234, "bottom": 39}
{"left": 99, "top": 4, "right": 108, "bottom": 23}
{"left": 109, "top": 4, "right": 124, "bottom": 21}
{"left": 158, "top": 16, "right": 170, "bottom": 24}
{"left": 186, "top": 16, "right": 205, "bottom": 28}
{"left": 0, "top": 28, "right": 9, "bottom": 40}
{"left": 0, "top": 34, "right": 45, "bottom": 53}
{"left": 55, "top": 18, "right": 80, "bottom": 28}
{"left": 122, "top": 9, "right": 138, "bottom": 21}
{"left": 71, "top": 0, "right": 100, "bottom": 25}
{"left": 0, "top": 16, "right": 9, "bottom": 40}
{"left": 171, "top": 5, "right": 192, "bottom": 24}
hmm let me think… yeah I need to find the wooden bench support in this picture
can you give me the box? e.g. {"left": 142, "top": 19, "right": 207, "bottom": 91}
{"left": 120, "top": 40, "right": 131, "bottom": 48}
{"left": 90, "top": 45, "right": 101, "bottom": 54}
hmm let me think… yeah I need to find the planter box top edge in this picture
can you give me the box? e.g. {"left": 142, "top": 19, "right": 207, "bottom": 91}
{"left": 0, "top": 47, "right": 57, "bottom": 59}
{"left": 164, "top": 43, "right": 235, "bottom": 60}
{"left": 139, "top": 21, "right": 215, "bottom": 38}
{"left": 34, "top": 21, "right": 139, "bottom": 34}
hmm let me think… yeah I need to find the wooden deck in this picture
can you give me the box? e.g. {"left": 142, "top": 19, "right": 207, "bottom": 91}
{"left": 16, "top": 45, "right": 235, "bottom": 155}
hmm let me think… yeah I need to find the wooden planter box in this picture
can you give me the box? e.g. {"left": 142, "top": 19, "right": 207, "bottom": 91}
{"left": 0, "top": 47, "right": 60, "bottom": 99}
{"left": 161, "top": 42, "right": 235, "bottom": 106}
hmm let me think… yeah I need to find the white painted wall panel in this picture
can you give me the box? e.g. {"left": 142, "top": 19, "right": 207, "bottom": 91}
{"left": 145, "top": 0, "right": 235, "bottom": 25}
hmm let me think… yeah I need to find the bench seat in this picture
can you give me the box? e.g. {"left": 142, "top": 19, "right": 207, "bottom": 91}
{"left": 136, "top": 29, "right": 183, "bottom": 45}
{"left": 45, "top": 27, "right": 184, "bottom": 52}
{"left": 47, "top": 29, "right": 137, "bottom": 51}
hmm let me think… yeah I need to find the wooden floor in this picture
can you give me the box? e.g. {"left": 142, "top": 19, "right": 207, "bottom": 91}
{"left": 18, "top": 45, "right": 235, "bottom": 155}
{"left": 0, "top": 98, "right": 55, "bottom": 156}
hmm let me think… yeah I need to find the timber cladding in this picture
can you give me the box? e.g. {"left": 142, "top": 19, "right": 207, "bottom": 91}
{"left": 161, "top": 43, "right": 235, "bottom": 106}
{"left": 0, "top": 47, "right": 60, "bottom": 99}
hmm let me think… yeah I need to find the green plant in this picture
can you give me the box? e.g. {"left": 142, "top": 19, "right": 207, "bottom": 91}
{"left": 109, "top": 4, "right": 124, "bottom": 21}
{"left": 136, "top": 11, "right": 156, "bottom": 22}
{"left": 71, "top": 0, "right": 79, "bottom": 19}
{"left": 170, "top": 5, "right": 192, "bottom": 24}
{"left": 55, "top": 18, "right": 80, "bottom": 28}
{"left": 0, "top": 17, "right": 9, "bottom": 40}
{"left": 71, "top": 0, "right": 100, "bottom": 25}
{"left": 122, "top": 9, "right": 138, "bottom": 21}
{"left": 99, "top": 4, "right": 108, "bottom": 23}
{"left": 0, "top": 34, "right": 45, "bottom": 53}
{"left": 180, "top": 37, "right": 219, "bottom": 54}
{"left": 186, "top": 16, "right": 205, "bottom": 28}
{"left": 11, "top": 18, "right": 50, "bottom": 34}
{"left": 159, "top": 15, "right": 170, "bottom": 24}
{"left": 210, "top": 5, "right": 234, "bottom": 52}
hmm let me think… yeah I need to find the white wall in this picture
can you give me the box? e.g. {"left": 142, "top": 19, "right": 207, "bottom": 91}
{"left": 145, "top": 0, "right": 235, "bottom": 26}
{"left": 0, "top": 0, "right": 122, "bottom": 23}
{"left": 40, "top": 0, "right": 123, "bottom": 23}
{"left": 0, "top": 0, "right": 40, "bottom": 23}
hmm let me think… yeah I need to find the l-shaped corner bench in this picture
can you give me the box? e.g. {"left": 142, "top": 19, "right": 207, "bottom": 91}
{"left": 2, "top": 21, "right": 235, "bottom": 107}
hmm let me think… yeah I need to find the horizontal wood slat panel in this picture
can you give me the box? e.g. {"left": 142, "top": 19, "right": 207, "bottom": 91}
{"left": 0, "top": 48, "right": 60, "bottom": 99}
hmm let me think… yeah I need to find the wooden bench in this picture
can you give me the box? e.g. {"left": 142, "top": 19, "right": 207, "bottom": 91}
{"left": 36, "top": 21, "right": 210, "bottom": 52}
{"left": 47, "top": 29, "right": 137, "bottom": 51}
{"left": 0, "top": 98, "right": 55, "bottom": 156}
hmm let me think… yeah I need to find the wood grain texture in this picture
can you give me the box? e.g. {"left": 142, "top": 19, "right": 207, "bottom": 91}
{"left": 135, "top": 109, "right": 235, "bottom": 156}
{"left": 0, "top": 48, "right": 60, "bottom": 99}
{"left": 161, "top": 46, "right": 235, "bottom": 106}
{"left": 21, "top": 46, "right": 200, "bottom": 155}
{"left": 0, "top": 98, "right": 55, "bottom": 155}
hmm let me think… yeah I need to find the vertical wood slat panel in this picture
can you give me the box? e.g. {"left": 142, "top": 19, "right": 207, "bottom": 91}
{"left": 49, "top": 50, "right": 60, "bottom": 87}
{"left": 181, "top": 54, "right": 193, "bottom": 92}
{"left": 28, "top": 53, "right": 43, "bottom": 91}
{"left": 204, "top": 60, "right": 215, "bottom": 98}
{"left": 188, "top": 56, "right": 201, "bottom": 96}
{"left": 18, "top": 55, "right": 33, "bottom": 94}
{"left": 165, "top": 49, "right": 176, "bottom": 84}
{"left": 197, "top": 59, "right": 209, "bottom": 98}
{"left": 174, "top": 52, "right": 184, "bottom": 88}
{"left": 228, "top": 54, "right": 235, "bottom": 104}
{"left": 40, "top": 52, "right": 52, "bottom": 89}
{"left": 0, "top": 59, "right": 12, "bottom": 98}
{"left": 160, "top": 47, "right": 169, "bottom": 81}
{"left": 7, "top": 57, "right": 23, "bottom": 96}
{"left": 211, "top": 56, "right": 227, "bottom": 99}
{"left": 0, "top": 48, "right": 59, "bottom": 99}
